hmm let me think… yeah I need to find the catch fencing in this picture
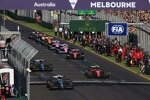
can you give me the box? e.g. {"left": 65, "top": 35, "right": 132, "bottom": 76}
{"left": 0, "top": 26, "right": 38, "bottom": 100}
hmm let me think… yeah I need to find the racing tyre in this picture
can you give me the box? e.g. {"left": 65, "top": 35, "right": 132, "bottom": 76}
{"left": 68, "top": 82, "right": 74, "bottom": 90}
{"left": 49, "top": 82, "right": 54, "bottom": 90}
{"left": 105, "top": 71, "right": 110, "bottom": 79}
{"left": 46, "top": 81, "right": 50, "bottom": 88}
{"left": 65, "top": 80, "right": 74, "bottom": 90}
{"left": 86, "top": 72, "right": 92, "bottom": 78}
{"left": 81, "top": 56, "right": 84, "bottom": 60}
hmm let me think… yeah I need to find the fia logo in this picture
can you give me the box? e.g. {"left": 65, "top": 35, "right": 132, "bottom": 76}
{"left": 111, "top": 25, "right": 124, "bottom": 34}
{"left": 69, "top": 0, "right": 78, "bottom": 9}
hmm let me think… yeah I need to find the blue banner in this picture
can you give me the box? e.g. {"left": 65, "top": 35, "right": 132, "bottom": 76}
{"left": 108, "top": 23, "right": 128, "bottom": 36}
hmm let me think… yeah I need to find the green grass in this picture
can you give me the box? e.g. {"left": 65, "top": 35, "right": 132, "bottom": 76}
{"left": 4, "top": 15, "right": 55, "bottom": 36}
{"left": 6, "top": 16, "right": 150, "bottom": 80}
{"left": 18, "top": 21, "right": 55, "bottom": 36}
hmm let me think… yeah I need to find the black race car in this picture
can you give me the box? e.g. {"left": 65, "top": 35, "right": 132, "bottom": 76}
{"left": 34, "top": 32, "right": 43, "bottom": 43}
{"left": 47, "top": 40, "right": 60, "bottom": 50}
{"left": 40, "top": 34, "right": 49, "bottom": 46}
{"left": 85, "top": 65, "right": 110, "bottom": 79}
{"left": 29, "top": 32, "right": 36, "bottom": 40}
{"left": 55, "top": 44, "right": 69, "bottom": 54}
{"left": 66, "top": 49, "right": 84, "bottom": 60}
{"left": 46, "top": 75, "right": 74, "bottom": 90}
{"left": 30, "top": 59, "right": 53, "bottom": 71}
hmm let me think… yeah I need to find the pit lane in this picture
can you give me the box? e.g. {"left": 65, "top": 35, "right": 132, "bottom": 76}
{"left": 4, "top": 19, "right": 150, "bottom": 100}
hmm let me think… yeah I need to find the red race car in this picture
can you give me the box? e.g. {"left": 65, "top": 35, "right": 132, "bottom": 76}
{"left": 85, "top": 65, "right": 110, "bottom": 79}
{"left": 66, "top": 49, "right": 84, "bottom": 60}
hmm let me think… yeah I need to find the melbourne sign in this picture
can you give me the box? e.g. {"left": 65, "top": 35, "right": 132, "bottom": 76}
{"left": 70, "top": 20, "right": 105, "bottom": 32}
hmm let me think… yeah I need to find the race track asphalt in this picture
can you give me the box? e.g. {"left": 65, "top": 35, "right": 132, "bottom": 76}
{"left": 3, "top": 19, "right": 150, "bottom": 100}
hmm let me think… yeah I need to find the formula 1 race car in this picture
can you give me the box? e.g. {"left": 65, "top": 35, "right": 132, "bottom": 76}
{"left": 30, "top": 59, "right": 53, "bottom": 71}
{"left": 44, "top": 36, "right": 54, "bottom": 46}
{"left": 55, "top": 44, "right": 69, "bottom": 54}
{"left": 84, "top": 65, "right": 110, "bottom": 79}
{"left": 47, "top": 40, "right": 60, "bottom": 50}
{"left": 46, "top": 75, "right": 74, "bottom": 90}
{"left": 29, "top": 31, "right": 36, "bottom": 40}
{"left": 34, "top": 32, "right": 43, "bottom": 43}
{"left": 40, "top": 34, "right": 49, "bottom": 46}
{"left": 66, "top": 49, "right": 84, "bottom": 60}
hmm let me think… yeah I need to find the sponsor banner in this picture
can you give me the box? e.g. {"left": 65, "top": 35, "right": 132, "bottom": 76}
{"left": 108, "top": 23, "right": 128, "bottom": 36}
{"left": 1, "top": 72, "right": 10, "bottom": 85}
{"left": 0, "top": 0, "right": 149, "bottom": 9}
{"left": 78, "top": 10, "right": 96, "bottom": 15}
{"left": 70, "top": 20, "right": 105, "bottom": 32}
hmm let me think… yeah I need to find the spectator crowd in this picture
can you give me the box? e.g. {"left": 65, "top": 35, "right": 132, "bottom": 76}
{"left": 97, "top": 10, "right": 150, "bottom": 23}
